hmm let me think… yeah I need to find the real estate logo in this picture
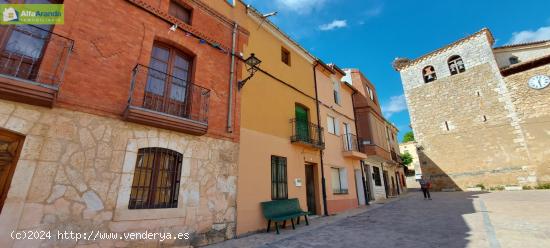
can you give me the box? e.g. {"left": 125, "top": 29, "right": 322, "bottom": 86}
{"left": 2, "top": 7, "right": 18, "bottom": 22}
{"left": 0, "top": 4, "right": 64, "bottom": 25}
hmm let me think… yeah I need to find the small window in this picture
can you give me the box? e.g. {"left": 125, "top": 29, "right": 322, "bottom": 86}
{"left": 448, "top": 55, "right": 465, "bottom": 75}
{"left": 372, "top": 166, "right": 382, "bottom": 186}
{"left": 333, "top": 81, "right": 341, "bottom": 104}
{"left": 331, "top": 167, "right": 348, "bottom": 194}
{"left": 129, "top": 148, "right": 183, "bottom": 209}
{"left": 422, "top": 66, "right": 437, "bottom": 83}
{"left": 281, "top": 47, "right": 291, "bottom": 66}
{"left": 327, "top": 116, "right": 339, "bottom": 135}
{"left": 368, "top": 87, "right": 374, "bottom": 101}
{"left": 509, "top": 56, "right": 519, "bottom": 65}
{"left": 271, "top": 156, "right": 288, "bottom": 200}
{"left": 169, "top": 1, "right": 192, "bottom": 24}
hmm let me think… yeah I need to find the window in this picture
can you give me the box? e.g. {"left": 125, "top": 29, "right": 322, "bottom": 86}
{"left": 281, "top": 47, "right": 291, "bottom": 65}
{"left": 327, "top": 116, "right": 339, "bottom": 135}
{"left": 372, "top": 166, "right": 382, "bottom": 186}
{"left": 509, "top": 56, "right": 519, "bottom": 65}
{"left": 169, "top": 1, "right": 191, "bottom": 24}
{"left": 145, "top": 43, "right": 193, "bottom": 117}
{"left": 448, "top": 55, "right": 465, "bottom": 75}
{"left": 368, "top": 87, "right": 374, "bottom": 101}
{"left": 129, "top": 148, "right": 183, "bottom": 209}
{"left": 331, "top": 167, "right": 348, "bottom": 194}
{"left": 0, "top": 0, "right": 59, "bottom": 81}
{"left": 333, "top": 80, "right": 341, "bottom": 104}
{"left": 271, "top": 156, "right": 288, "bottom": 200}
{"left": 422, "top": 65, "right": 437, "bottom": 83}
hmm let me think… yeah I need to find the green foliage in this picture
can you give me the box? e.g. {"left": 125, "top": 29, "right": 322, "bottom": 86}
{"left": 535, "top": 183, "right": 550, "bottom": 189}
{"left": 475, "top": 183, "right": 485, "bottom": 190}
{"left": 522, "top": 185, "right": 532, "bottom": 190}
{"left": 489, "top": 185, "right": 505, "bottom": 191}
{"left": 400, "top": 152, "right": 413, "bottom": 166}
{"left": 402, "top": 131, "right": 415, "bottom": 143}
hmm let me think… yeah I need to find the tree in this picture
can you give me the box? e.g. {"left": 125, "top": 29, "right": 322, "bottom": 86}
{"left": 402, "top": 131, "right": 415, "bottom": 143}
{"left": 400, "top": 152, "right": 413, "bottom": 166}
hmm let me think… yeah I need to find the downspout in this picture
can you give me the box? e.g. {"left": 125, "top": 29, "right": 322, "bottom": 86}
{"left": 227, "top": 22, "right": 238, "bottom": 133}
{"left": 351, "top": 90, "right": 369, "bottom": 205}
{"left": 313, "top": 61, "right": 329, "bottom": 216}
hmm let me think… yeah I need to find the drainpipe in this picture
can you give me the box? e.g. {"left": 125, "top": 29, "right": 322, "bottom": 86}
{"left": 351, "top": 90, "right": 369, "bottom": 205}
{"left": 313, "top": 61, "right": 329, "bottom": 216}
{"left": 227, "top": 22, "right": 238, "bottom": 133}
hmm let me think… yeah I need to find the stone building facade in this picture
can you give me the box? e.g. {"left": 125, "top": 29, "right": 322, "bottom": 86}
{"left": 394, "top": 29, "right": 550, "bottom": 190}
{"left": 0, "top": 0, "right": 248, "bottom": 247}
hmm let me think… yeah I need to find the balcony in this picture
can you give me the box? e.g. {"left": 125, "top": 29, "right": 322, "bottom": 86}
{"left": 391, "top": 150, "right": 402, "bottom": 164}
{"left": 124, "top": 64, "right": 210, "bottom": 135}
{"left": 358, "top": 138, "right": 391, "bottom": 162}
{"left": 0, "top": 25, "right": 74, "bottom": 107}
{"left": 342, "top": 133, "right": 367, "bottom": 159}
{"left": 290, "top": 118, "right": 324, "bottom": 150}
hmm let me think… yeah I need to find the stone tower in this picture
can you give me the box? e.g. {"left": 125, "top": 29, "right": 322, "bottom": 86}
{"left": 394, "top": 28, "right": 550, "bottom": 190}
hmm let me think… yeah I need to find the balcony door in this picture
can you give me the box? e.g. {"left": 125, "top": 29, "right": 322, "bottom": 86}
{"left": 343, "top": 122, "right": 352, "bottom": 150}
{"left": 295, "top": 105, "right": 310, "bottom": 142}
{"left": 0, "top": 0, "right": 58, "bottom": 81}
{"left": 145, "top": 43, "right": 192, "bottom": 118}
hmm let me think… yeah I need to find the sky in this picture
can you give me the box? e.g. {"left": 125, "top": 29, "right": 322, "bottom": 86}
{"left": 244, "top": 0, "right": 550, "bottom": 141}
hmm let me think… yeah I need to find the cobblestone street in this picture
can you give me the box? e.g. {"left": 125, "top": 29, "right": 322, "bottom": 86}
{"left": 208, "top": 190, "right": 550, "bottom": 248}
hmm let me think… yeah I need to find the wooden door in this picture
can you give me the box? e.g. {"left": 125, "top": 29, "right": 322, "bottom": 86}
{"left": 305, "top": 164, "right": 316, "bottom": 214}
{"left": 0, "top": 130, "right": 24, "bottom": 214}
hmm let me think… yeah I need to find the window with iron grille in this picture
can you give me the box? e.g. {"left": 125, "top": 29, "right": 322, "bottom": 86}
{"left": 129, "top": 148, "right": 183, "bottom": 209}
{"left": 271, "top": 155, "right": 288, "bottom": 200}
{"left": 169, "top": 1, "right": 192, "bottom": 24}
{"left": 372, "top": 166, "right": 382, "bottom": 186}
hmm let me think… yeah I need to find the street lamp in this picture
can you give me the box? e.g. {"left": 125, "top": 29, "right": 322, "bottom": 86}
{"left": 238, "top": 53, "right": 261, "bottom": 90}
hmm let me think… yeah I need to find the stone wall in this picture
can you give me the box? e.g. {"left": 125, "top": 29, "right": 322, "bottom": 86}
{"left": 398, "top": 31, "right": 545, "bottom": 190}
{"left": 0, "top": 100, "right": 238, "bottom": 247}
{"left": 504, "top": 64, "right": 550, "bottom": 183}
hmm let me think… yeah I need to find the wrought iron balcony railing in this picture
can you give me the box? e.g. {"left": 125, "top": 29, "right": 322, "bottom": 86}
{"left": 342, "top": 133, "right": 360, "bottom": 152}
{"left": 0, "top": 24, "right": 73, "bottom": 88}
{"left": 125, "top": 64, "right": 211, "bottom": 135}
{"left": 290, "top": 118, "right": 325, "bottom": 149}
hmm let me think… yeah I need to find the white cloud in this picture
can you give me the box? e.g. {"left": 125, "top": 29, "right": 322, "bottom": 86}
{"left": 275, "top": 0, "right": 327, "bottom": 14}
{"left": 319, "top": 20, "right": 347, "bottom": 31}
{"left": 382, "top": 94, "right": 407, "bottom": 118}
{"left": 507, "top": 25, "right": 550, "bottom": 44}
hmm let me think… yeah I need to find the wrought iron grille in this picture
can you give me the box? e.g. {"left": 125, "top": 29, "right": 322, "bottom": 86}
{"left": 290, "top": 118, "right": 325, "bottom": 149}
{"left": 342, "top": 133, "right": 360, "bottom": 152}
{"left": 128, "top": 64, "right": 211, "bottom": 124}
{"left": 0, "top": 24, "right": 74, "bottom": 87}
{"left": 271, "top": 155, "right": 288, "bottom": 200}
{"left": 129, "top": 148, "right": 183, "bottom": 209}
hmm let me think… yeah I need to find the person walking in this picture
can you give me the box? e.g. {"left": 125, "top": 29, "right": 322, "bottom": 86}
{"left": 419, "top": 177, "right": 432, "bottom": 200}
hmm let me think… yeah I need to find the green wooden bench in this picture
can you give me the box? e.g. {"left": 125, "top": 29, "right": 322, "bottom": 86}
{"left": 260, "top": 198, "right": 309, "bottom": 234}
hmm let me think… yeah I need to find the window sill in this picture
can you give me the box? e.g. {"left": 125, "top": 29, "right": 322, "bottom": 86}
{"left": 113, "top": 207, "right": 186, "bottom": 221}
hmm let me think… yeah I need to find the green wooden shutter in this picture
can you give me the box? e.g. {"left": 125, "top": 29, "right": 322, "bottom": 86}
{"left": 295, "top": 105, "right": 310, "bottom": 142}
